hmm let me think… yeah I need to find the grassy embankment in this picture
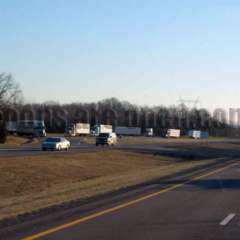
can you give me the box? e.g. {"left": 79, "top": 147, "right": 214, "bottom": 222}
{"left": 0, "top": 147, "right": 222, "bottom": 221}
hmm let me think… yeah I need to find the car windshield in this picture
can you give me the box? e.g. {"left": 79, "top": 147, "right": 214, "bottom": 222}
{"left": 45, "top": 138, "right": 61, "bottom": 143}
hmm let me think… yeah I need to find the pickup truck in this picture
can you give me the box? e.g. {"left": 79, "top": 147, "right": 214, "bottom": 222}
{"left": 96, "top": 132, "right": 117, "bottom": 146}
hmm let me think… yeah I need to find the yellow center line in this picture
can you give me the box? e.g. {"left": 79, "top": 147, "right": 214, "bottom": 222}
{"left": 22, "top": 162, "right": 237, "bottom": 240}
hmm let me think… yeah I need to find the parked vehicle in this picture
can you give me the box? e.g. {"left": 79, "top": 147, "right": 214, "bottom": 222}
{"left": 115, "top": 126, "right": 141, "bottom": 136}
{"left": 6, "top": 121, "right": 17, "bottom": 134}
{"left": 42, "top": 137, "right": 70, "bottom": 151}
{"left": 145, "top": 128, "right": 154, "bottom": 137}
{"left": 200, "top": 131, "right": 209, "bottom": 139}
{"left": 92, "top": 125, "right": 112, "bottom": 136}
{"left": 188, "top": 130, "right": 201, "bottom": 139}
{"left": 188, "top": 130, "right": 209, "bottom": 139}
{"left": 66, "top": 123, "right": 90, "bottom": 136}
{"left": 166, "top": 129, "right": 181, "bottom": 138}
{"left": 17, "top": 120, "right": 46, "bottom": 137}
{"left": 96, "top": 132, "right": 117, "bottom": 146}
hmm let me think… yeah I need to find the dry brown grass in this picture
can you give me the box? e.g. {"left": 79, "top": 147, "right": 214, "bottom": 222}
{"left": 0, "top": 135, "right": 30, "bottom": 148}
{"left": 82, "top": 136, "right": 191, "bottom": 145}
{"left": 0, "top": 151, "right": 172, "bottom": 198}
{"left": 0, "top": 150, "right": 217, "bottom": 220}
{"left": 82, "top": 136, "right": 232, "bottom": 145}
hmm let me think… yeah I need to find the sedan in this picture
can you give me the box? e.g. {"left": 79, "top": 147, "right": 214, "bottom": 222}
{"left": 42, "top": 137, "right": 70, "bottom": 151}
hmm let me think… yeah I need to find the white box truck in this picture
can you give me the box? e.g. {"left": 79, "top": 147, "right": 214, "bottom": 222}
{"left": 188, "top": 130, "right": 201, "bottom": 139}
{"left": 115, "top": 126, "right": 141, "bottom": 136}
{"left": 92, "top": 125, "right": 112, "bottom": 136}
{"left": 66, "top": 123, "right": 90, "bottom": 136}
{"left": 166, "top": 129, "right": 181, "bottom": 138}
{"left": 188, "top": 130, "right": 209, "bottom": 139}
{"left": 200, "top": 131, "right": 209, "bottom": 139}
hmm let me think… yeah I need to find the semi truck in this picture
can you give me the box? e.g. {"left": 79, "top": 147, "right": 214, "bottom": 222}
{"left": 16, "top": 120, "right": 46, "bottom": 137}
{"left": 115, "top": 126, "right": 141, "bottom": 136}
{"left": 92, "top": 125, "right": 112, "bottom": 136}
{"left": 6, "top": 121, "right": 17, "bottom": 134}
{"left": 66, "top": 123, "right": 90, "bottom": 136}
{"left": 166, "top": 129, "right": 181, "bottom": 138}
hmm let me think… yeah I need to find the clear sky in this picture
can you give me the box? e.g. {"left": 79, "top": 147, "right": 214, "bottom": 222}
{"left": 1, "top": 0, "right": 240, "bottom": 109}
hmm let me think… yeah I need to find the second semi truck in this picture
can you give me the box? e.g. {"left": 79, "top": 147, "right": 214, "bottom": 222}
{"left": 115, "top": 126, "right": 141, "bottom": 136}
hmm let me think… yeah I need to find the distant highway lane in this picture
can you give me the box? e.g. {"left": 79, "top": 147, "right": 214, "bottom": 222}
{"left": 0, "top": 137, "right": 239, "bottom": 157}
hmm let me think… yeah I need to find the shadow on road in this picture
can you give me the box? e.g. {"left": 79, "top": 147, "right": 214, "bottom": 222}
{"left": 160, "top": 178, "right": 240, "bottom": 190}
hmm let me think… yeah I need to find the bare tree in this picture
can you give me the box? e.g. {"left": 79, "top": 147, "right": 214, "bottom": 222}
{"left": 0, "top": 73, "right": 22, "bottom": 106}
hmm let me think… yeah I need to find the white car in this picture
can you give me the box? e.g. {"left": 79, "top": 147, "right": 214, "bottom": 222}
{"left": 42, "top": 137, "right": 70, "bottom": 151}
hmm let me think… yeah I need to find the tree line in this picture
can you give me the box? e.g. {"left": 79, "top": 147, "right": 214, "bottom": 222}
{"left": 0, "top": 73, "right": 239, "bottom": 142}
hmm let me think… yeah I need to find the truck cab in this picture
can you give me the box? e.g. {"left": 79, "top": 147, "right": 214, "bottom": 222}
{"left": 96, "top": 133, "right": 117, "bottom": 146}
{"left": 66, "top": 124, "right": 76, "bottom": 136}
{"left": 145, "top": 128, "right": 153, "bottom": 137}
{"left": 34, "top": 126, "right": 47, "bottom": 137}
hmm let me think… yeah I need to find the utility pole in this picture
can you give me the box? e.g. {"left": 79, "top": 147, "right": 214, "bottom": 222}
{"left": 178, "top": 97, "right": 200, "bottom": 109}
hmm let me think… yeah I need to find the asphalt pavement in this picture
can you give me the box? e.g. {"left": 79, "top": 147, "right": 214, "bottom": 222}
{"left": 0, "top": 137, "right": 239, "bottom": 157}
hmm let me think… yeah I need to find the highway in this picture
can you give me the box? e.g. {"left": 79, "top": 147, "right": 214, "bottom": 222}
{"left": 1, "top": 157, "right": 240, "bottom": 240}
{"left": 0, "top": 137, "right": 239, "bottom": 157}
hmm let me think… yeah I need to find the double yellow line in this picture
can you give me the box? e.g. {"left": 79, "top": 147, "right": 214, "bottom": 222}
{"left": 23, "top": 162, "right": 237, "bottom": 240}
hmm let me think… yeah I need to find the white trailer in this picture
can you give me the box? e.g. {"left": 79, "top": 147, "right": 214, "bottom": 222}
{"left": 115, "top": 126, "right": 141, "bottom": 136}
{"left": 93, "top": 125, "right": 113, "bottom": 136}
{"left": 100, "top": 125, "right": 112, "bottom": 134}
{"left": 66, "top": 123, "right": 90, "bottom": 136}
{"left": 166, "top": 129, "right": 181, "bottom": 138}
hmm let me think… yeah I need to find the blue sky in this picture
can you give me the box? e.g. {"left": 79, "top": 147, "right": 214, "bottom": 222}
{"left": 1, "top": 0, "right": 240, "bottom": 109}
